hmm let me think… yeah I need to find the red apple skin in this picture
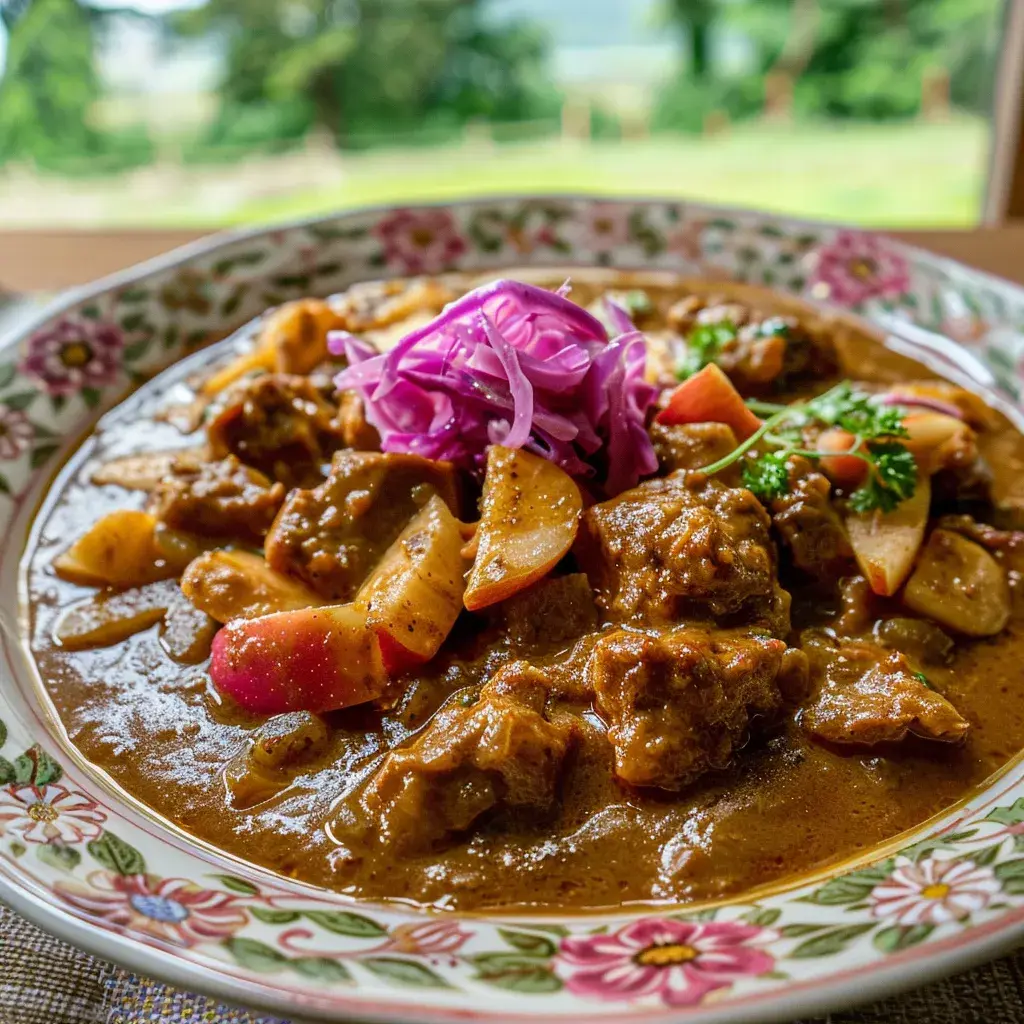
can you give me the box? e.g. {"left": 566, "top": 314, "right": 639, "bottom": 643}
{"left": 209, "top": 604, "right": 387, "bottom": 715}
{"left": 375, "top": 628, "right": 425, "bottom": 675}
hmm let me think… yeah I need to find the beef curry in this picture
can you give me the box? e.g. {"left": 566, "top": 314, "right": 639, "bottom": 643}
{"left": 24, "top": 270, "right": 1024, "bottom": 912}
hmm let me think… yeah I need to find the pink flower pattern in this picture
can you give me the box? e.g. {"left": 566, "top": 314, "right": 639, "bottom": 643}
{"left": 585, "top": 203, "right": 632, "bottom": 250}
{"left": 0, "top": 405, "right": 35, "bottom": 460}
{"left": 665, "top": 219, "right": 707, "bottom": 263}
{"left": 809, "top": 230, "right": 911, "bottom": 306}
{"left": 374, "top": 209, "right": 467, "bottom": 274}
{"left": 0, "top": 784, "right": 106, "bottom": 845}
{"left": 869, "top": 857, "right": 1001, "bottom": 926}
{"left": 56, "top": 872, "right": 248, "bottom": 947}
{"left": 20, "top": 318, "right": 124, "bottom": 396}
{"left": 556, "top": 917, "right": 773, "bottom": 1007}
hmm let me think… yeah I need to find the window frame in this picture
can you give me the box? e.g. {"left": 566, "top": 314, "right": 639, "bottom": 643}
{"left": 984, "top": 0, "right": 1024, "bottom": 221}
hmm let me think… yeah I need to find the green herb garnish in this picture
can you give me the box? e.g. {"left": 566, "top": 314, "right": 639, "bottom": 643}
{"left": 701, "top": 380, "right": 918, "bottom": 514}
{"left": 846, "top": 442, "right": 917, "bottom": 514}
{"left": 913, "top": 670, "right": 934, "bottom": 690}
{"left": 677, "top": 320, "right": 738, "bottom": 380}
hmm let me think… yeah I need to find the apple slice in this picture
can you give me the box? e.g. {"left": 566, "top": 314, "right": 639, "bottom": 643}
{"left": 655, "top": 363, "right": 763, "bottom": 441}
{"left": 356, "top": 495, "right": 467, "bottom": 672}
{"left": 845, "top": 474, "right": 930, "bottom": 597}
{"left": 53, "top": 510, "right": 185, "bottom": 587}
{"left": 209, "top": 603, "right": 387, "bottom": 715}
{"left": 463, "top": 446, "right": 583, "bottom": 612}
{"left": 181, "top": 549, "right": 322, "bottom": 623}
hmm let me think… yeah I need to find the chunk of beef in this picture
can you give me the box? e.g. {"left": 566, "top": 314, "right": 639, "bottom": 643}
{"left": 576, "top": 473, "right": 787, "bottom": 632}
{"left": 264, "top": 450, "right": 460, "bottom": 600}
{"left": 667, "top": 294, "right": 838, "bottom": 393}
{"left": 770, "top": 457, "right": 854, "bottom": 582}
{"left": 927, "top": 426, "right": 992, "bottom": 512}
{"left": 588, "top": 627, "right": 802, "bottom": 791}
{"left": 150, "top": 454, "right": 285, "bottom": 541}
{"left": 874, "top": 618, "right": 954, "bottom": 666}
{"left": 937, "top": 514, "right": 1024, "bottom": 554}
{"left": 207, "top": 373, "right": 346, "bottom": 486}
{"left": 649, "top": 421, "right": 738, "bottom": 474}
{"left": 335, "top": 391, "right": 381, "bottom": 451}
{"left": 496, "top": 574, "right": 599, "bottom": 652}
{"left": 359, "top": 666, "right": 576, "bottom": 851}
{"left": 832, "top": 575, "right": 879, "bottom": 635}
{"left": 800, "top": 637, "right": 969, "bottom": 746}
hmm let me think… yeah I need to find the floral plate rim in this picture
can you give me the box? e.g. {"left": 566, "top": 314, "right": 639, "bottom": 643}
{"left": 3, "top": 196, "right": 1024, "bottom": 1024}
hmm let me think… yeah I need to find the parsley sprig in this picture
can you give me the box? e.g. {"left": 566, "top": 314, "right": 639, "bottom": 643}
{"left": 701, "top": 381, "right": 918, "bottom": 514}
{"left": 676, "top": 321, "right": 738, "bottom": 380}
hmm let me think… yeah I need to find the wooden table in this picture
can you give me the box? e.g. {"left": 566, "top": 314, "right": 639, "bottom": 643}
{"left": 1, "top": 225, "right": 1023, "bottom": 292}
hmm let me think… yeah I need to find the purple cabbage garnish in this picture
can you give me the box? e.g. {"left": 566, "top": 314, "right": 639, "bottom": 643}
{"left": 331, "top": 279, "right": 658, "bottom": 494}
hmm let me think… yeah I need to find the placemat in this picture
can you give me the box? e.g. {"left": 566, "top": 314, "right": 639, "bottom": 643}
{"left": 3, "top": 901, "right": 1024, "bottom": 1024}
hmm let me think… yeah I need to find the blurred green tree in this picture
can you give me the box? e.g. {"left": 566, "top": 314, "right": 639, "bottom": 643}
{"left": 0, "top": 0, "right": 103, "bottom": 165}
{"left": 726, "top": 0, "right": 1001, "bottom": 119}
{"left": 0, "top": 0, "right": 155, "bottom": 170}
{"left": 656, "top": 0, "right": 1002, "bottom": 130}
{"left": 172, "top": 0, "right": 560, "bottom": 156}
{"left": 662, "top": 0, "right": 718, "bottom": 81}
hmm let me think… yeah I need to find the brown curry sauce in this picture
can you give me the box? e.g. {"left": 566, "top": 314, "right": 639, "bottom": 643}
{"left": 23, "top": 273, "right": 1024, "bottom": 912}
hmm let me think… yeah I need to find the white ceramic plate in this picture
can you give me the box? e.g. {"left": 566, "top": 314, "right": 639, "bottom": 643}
{"left": 3, "top": 197, "right": 1024, "bottom": 1023}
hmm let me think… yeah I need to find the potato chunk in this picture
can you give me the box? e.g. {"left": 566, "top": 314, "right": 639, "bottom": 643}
{"left": 904, "top": 528, "right": 1011, "bottom": 637}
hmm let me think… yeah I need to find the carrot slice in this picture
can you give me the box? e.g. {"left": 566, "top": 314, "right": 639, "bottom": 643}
{"left": 656, "top": 364, "right": 762, "bottom": 440}
{"left": 817, "top": 428, "right": 868, "bottom": 488}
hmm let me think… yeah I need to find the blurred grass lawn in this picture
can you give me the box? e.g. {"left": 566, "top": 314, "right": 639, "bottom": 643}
{"left": 226, "top": 118, "right": 987, "bottom": 229}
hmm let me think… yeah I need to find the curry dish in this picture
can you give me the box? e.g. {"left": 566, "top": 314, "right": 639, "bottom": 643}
{"left": 25, "top": 270, "right": 1024, "bottom": 911}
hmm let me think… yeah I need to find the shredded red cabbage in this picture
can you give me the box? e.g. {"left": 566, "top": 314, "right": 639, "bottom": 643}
{"left": 331, "top": 279, "right": 658, "bottom": 493}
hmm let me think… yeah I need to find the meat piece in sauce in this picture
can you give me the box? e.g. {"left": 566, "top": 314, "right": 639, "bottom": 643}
{"left": 207, "top": 373, "right": 346, "bottom": 486}
{"left": 576, "top": 473, "right": 788, "bottom": 633}
{"left": 649, "top": 421, "right": 738, "bottom": 474}
{"left": 874, "top": 617, "right": 954, "bottom": 666}
{"left": 667, "top": 294, "right": 838, "bottom": 393}
{"left": 801, "top": 638, "right": 969, "bottom": 746}
{"left": 769, "top": 456, "right": 854, "bottom": 583}
{"left": 495, "top": 573, "right": 599, "bottom": 652}
{"left": 936, "top": 514, "right": 1024, "bottom": 555}
{"left": 335, "top": 391, "right": 381, "bottom": 451}
{"left": 929, "top": 435, "right": 993, "bottom": 513}
{"left": 150, "top": 454, "right": 285, "bottom": 542}
{"left": 265, "top": 450, "right": 460, "bottom": 601}
{"left": 588, "top": 627, "right": 803, "bottom": 791}
{"left": 357, "top": 665, "right": 576, "bottom": 852}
